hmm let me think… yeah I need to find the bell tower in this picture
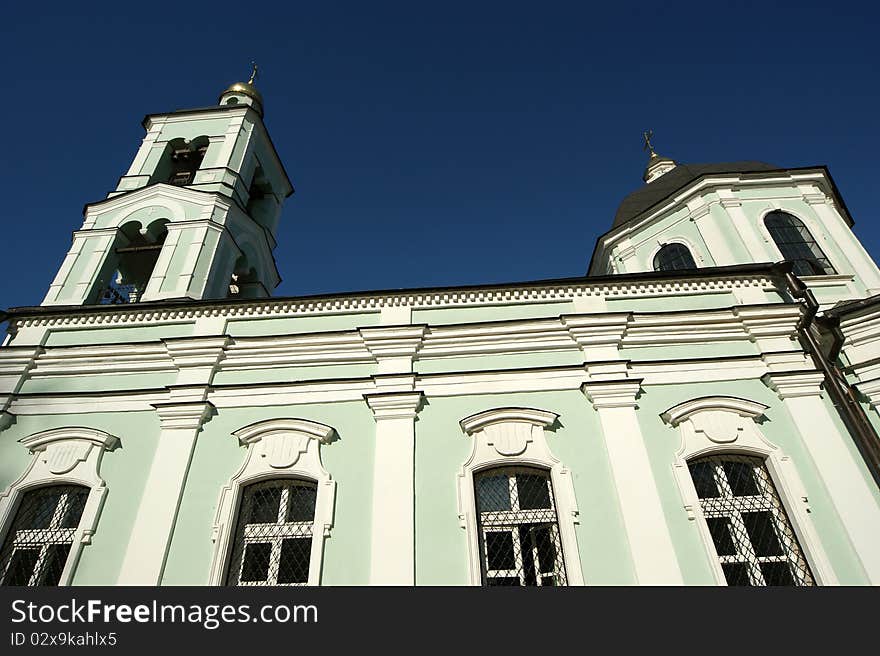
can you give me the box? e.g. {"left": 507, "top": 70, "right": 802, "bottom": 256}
{"left": 42, "top": 68, "right": 293, "bottom": 306}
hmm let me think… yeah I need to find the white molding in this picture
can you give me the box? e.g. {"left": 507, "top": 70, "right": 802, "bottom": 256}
{"left": 0, "top": 427, "right": 119, "bottom": 586}
{"left": 207, "top": 418, "right": 337, "bottom": 586}
{"left": 457, "top": 407, "right": 584, "bottom": 586}
{"left": 659, "top": 395, "right": 838, "bottom": 585}
{"left": 15, "top": 274, "right": 780, "bottom": 331}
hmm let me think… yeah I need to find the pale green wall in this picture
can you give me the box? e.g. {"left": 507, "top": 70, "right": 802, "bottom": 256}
{"left": 413, "top": 302, "right": 574, "bottom": 325}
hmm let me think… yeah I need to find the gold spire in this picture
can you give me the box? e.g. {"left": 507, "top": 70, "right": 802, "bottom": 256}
{"left": 248, "top": 61, "right": 259, "bottom": 85}
{"left": 641, "top": 129, "right": 676, "bottom": 183}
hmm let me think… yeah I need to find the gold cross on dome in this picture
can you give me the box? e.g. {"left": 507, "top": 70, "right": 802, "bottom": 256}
{"left": 643, "top": 130, "right": 657, "bottom": 157}
{"left": 248, "top": 61, "right": 259, "bottom": 85}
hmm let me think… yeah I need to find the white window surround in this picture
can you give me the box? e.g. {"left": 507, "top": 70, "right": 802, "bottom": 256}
{"left": 646, "top": 237, "right": 706, "bottom": 271}
{"left": 660, "top": 395, "right": 837, "bottom": 585}
{"left": 208, "top": 418, "right": 337, "bottom": 586}
{"left": 457, "top": 407, "right": 584, "bottom": 586}
{"left": 0, "top": 427, "right": 119, "bottom": 586}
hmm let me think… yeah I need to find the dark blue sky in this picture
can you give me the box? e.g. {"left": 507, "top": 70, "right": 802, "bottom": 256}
{"left": 1, "top": 1, "right": 878, "bottom": 310}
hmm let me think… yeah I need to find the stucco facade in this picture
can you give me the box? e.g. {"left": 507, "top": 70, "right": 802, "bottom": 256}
{"left": 2, "top": 82, "right": 880, "bottom": 586}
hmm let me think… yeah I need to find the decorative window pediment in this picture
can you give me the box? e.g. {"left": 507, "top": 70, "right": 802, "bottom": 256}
{"left": 457, "top": 407, "right": 584, "bottom": 586}
{"left": 209, "top": 418, "right": 337, "bottom": 586}
{"left": 0, "top": 427, "right": 119, "bottom": 586}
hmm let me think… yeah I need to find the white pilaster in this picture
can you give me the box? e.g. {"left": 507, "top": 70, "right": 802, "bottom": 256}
{"left": 117, "top": 336, "right": 227, "bottom": 584}
{"left": 364, "top": 390, "right": 424, "bottom": 585}
{"left": 582, "top": 379, "right": 683, "bottom": 584}
{"left": 763, "top": 371, "right": 880, "bottom": 583}
{"left": 687, "top": 199, "right": 736, "bottom": 266}
{"left": 116, "top": 395, "right": 213, "bottom": 584}
{"left": 0, "top": 346, "right": 42, "bottom": 432}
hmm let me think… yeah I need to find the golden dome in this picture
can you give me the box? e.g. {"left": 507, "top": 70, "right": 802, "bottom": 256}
{"left": 220, "top": 81, "right": 264, "bottom": 105}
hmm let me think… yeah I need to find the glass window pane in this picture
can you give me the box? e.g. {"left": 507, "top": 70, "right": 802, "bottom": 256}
{"left": 654, "top": 243, "right": 697, "bottom": 272}
{"left": 742, "top": 511, "right": 783, "bottom": 556}
{"left": 723, "top": 461, "right": 759, "bottom": 496}
{"left": 531, "top": 525, "right": 558, "bottom": 571}
{"left": 721, "top": 562, "right": 752, "bottom": 586}
{"left": 688, "top": 461, "right": 719, "bottom": 498}
{"left": 240, "top": 543, "right": 271, "bottom": 582}
{"left": 38, "top": 544, "right": 72, "bottom": 586}
{"left": 60, "top": 489, "right": 89, "bottom": 529}
{"left": 485, "top": 532, "right": 516, "bottom": 571}
{"left": 760, "top": 561, "right": 796, "bottom": 586}
{"left": 286, "top": 484, "right": 317, "bottom": 523}
{"left": 706, "top": 517, "right": 737, "bottom": 556}
{"left": 516, "top": 474, "right": 552, "bottom": 510}
{"left": 29, "top": 490, "right": 63, "bottom": 530}
{"left": 248, "top": 485, "right": 282, "bottom": 524}
{"left": 3, "top": 549, "right": 40, "bottom": 586}
{"left": 277, "top": 538, "right": 311, "bottom": 584}
{"left": 477, "top": 475, "right": 511, "bottom": 512}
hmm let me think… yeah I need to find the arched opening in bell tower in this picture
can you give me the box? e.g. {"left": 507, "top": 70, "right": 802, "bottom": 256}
{"left": 93, "top": 219, "right": 169, "bottom": 304}
{"left": 151, "top": 136, "right": 209, "bottom": 187}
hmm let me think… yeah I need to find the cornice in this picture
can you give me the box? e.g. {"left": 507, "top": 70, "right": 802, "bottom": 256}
{"left": 581, "top": 379, "right": 643, "bottom": 409}
{"left": 151, "top": 400, "right": 215, "bottom": 430}
{"left": 363, "top": 391, "right": 425, "bottom": 420}
{"left": 6, "top": 269, "right": 780, "bottom": 330}
{"left": 762, "top": 371, "right": 825, "bottom": 399}
{"left": 232, "top": 417, "right": 336, "bottom": 446}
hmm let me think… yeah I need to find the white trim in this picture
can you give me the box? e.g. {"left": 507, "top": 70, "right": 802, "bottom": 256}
{"left": 660, "top": 395, "right": 838, "bottom": 585}
{"left": 0, "top": 427, "right": 119, "bottom": 586}
{"left": 208, "top": 418, "right": 337, "bottom": 586}
{"left": 457, "top": 407, "right": 584, "bottom": 586}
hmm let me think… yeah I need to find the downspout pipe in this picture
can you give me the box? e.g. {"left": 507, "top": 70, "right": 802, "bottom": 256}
{"left": 782, "top": 268, "right": 880, "bottom": 488}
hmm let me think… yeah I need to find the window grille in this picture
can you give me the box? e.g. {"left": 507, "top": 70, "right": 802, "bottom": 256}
{"left": 0, "top": 485, "right": 90, "bottom": 586}
{"left": 474, "top": 467, "right": 567, "bottom": 586}
{"left": 688, "top": 454, "right": 814, "bottom": 586}
{"left": 765, "top": 211, "right": 835, "bottom": 276}
{"left": 226, "top": 479, "right": 317, "bottom": 586}
{"left": 653, "top": 243, "right": 697, "bottom": 272}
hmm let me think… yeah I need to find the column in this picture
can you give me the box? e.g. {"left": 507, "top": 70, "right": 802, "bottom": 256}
{"left": 364, "top": 390, "right": 424, "bottom": 585}
{"left": 763, "top": 371, "right": 880, "bottom": 583}
{"left": 42, "top": 228, "right": 118, "bottom": 305}
{"left": 582, "top": 379, "right": 683, "bottom": 584}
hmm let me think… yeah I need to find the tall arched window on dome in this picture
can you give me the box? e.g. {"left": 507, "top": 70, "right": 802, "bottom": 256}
{"left": 653, "top": 243, "right": 697, "bottom": 272}
{"left": 764, "top": 211, "right": 835, "bottom": 276}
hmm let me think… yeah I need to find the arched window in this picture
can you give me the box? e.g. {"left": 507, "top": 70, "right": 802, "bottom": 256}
{"left": 764, "top": 211, "right": 835, "bottom": 276}
{"left": 653, "top": 243, "right": 697, "bottom": 272}
{"left": 687, "top": 454, "right": 814, "bottom": 586}
{"left": 0, "top": 485, "right": 90, "bottom": 586}
{"left": 96, "top": 220, "right": 168, "bottom": 304}
{"left": 474, "top": 466, "right": 567, "bottom": 586}
{"left": 226, "top": 479, "right": 318, "bottom": 586}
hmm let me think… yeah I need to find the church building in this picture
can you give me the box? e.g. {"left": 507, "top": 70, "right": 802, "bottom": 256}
{"left": 1, "top": 76, "right": 880, "bottom": 586}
